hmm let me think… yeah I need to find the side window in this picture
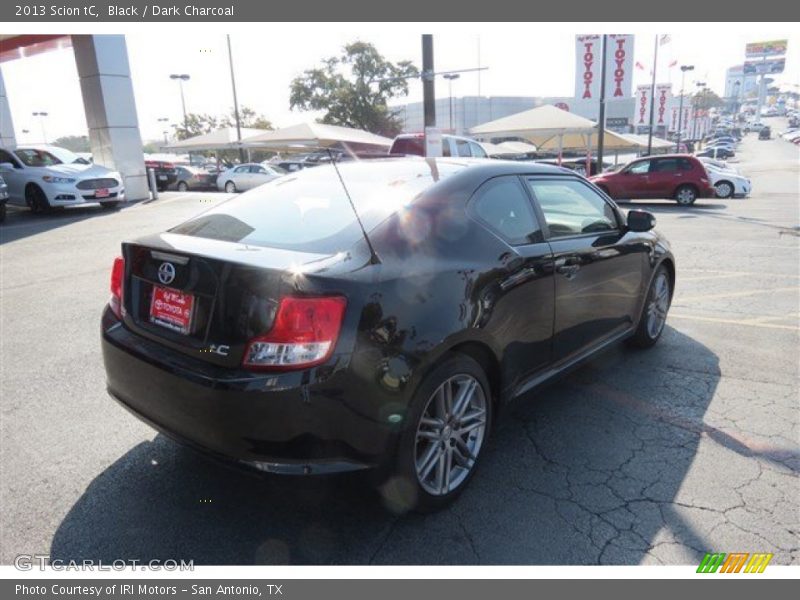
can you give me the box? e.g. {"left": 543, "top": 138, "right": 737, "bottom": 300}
{"left": 625, "top": 160, "right": 650, "bottom": 174}
{"left": 678, "top": 158, "right": 694, "bottom": 171}
{"left": 527, "top": 178, "right": 619, "bottom": 238}
{"left": 652, "top": 158, "right": 679, "bottom": 173}
{"left": 234, "top": 166, "right": 249, "bottom": 173}
{"left": 252, "top": 166, "right": 267, "bottom": 174}
{"left": 469, "top": 176, "right": 542, "bottom": 245}
{"left": 455, "top": 138, "right": 471, "bottom": 157}
{"left": 0, "top": 150, "right": 21, "bottom": 168}
{"left": 470, "top": 142, "right": 487, "bottom": 158}
{"left": 442, "top": 138, "right": 452, "bottom": 157}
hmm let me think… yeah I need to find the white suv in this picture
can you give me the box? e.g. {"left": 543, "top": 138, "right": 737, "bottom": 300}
{"left": 0, "top": 145, "right": 125, "bottom": 214}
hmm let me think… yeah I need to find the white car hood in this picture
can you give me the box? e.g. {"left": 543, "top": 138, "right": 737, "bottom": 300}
{"left": 33, "top": 163, "right": 116, "bottom": 178}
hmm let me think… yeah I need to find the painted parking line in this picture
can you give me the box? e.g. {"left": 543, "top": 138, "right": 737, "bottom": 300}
{"left": 678, "top": 286, "right": 798, "bottom": 303}
{"left": 669, "top": 313, "right": 799, "bottom": 331}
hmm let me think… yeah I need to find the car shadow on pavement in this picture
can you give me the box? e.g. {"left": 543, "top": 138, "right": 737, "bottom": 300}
{"left": 0, "top": 205, "right": 127, "bottom": 245}
{"left": 51, "top": 326, "right": 727, "bottom": 565}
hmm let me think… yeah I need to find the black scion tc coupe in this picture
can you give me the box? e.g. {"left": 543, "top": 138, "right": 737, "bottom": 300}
{"left": 101, "top": 157, "right": 675, "bottom": 511}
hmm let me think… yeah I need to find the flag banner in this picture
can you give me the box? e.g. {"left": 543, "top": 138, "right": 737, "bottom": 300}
{"left": 575, "top": 34, "right": 602, "bottom": 100}
{"left": 634, "top": 85, "right": 651, "bottom": 126}
{"left": 605, "top": 34, "right": 635, "bottom": 98}
{"left": 655, "top": 83, "right": 672, "bottom": 127}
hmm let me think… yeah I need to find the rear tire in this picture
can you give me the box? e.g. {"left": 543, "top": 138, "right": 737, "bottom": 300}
{"left": 674, "top": 184, "right": 698, "bottom": 206}
{"left": 378, "top": 354, "right": 493, "bottom": 513}
{"left": 628, "top": 265, "right": 671, "bottom": 349}
{"left": 25, "top": 185, "right": 50, "bottom": 214}
{"left": 0, "top": 202, "right": 6, "bottom": 223}
{"left": 177, "top": 181, "right": 189, "bottom": 192}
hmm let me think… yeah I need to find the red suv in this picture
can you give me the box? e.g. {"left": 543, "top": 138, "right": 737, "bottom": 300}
{"left": 590, "top": 154, "right": 713, "bottom": 206}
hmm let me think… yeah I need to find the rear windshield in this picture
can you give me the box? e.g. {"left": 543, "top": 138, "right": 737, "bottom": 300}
{"left": 170, "top": 159, "right": 465, "bottom": 253}
{"left": 390, "top": 137, "right": 425, "bottom": 156}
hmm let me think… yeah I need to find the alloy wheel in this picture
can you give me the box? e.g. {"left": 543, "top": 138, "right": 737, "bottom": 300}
{"left": 646, "top": 272, "right": 670, "bottom": 339}
{"left": 414, "top": 374, "right": 487, "bottom": 496}
{"left": 715, "top": 182, "right": 733, "bottom": 198}
{"left": 676, "top": 187, "right": 696, "bottom": 205}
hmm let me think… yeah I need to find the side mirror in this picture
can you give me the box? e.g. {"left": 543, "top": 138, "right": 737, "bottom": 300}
{"left": 627, "top": 209, "right": 656, "bottom": 232}
{"left": 0, "top": 162, "right": 15, "bottom": 171}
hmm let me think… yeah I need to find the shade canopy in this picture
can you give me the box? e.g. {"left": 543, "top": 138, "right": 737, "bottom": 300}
{"left": 164, "top": 127, "right": 271, "bottom": 151}
{"left": 242, "top": 122, "right": 393, "bottom": 151}
{"left": 495, "top": 141, "right": 538, "bottom": 154}
{"left": 470, "top": 104, "right": 597, "bottom": 146}
{"left": 618, "top": 133, "right": 674, "bottom": 150}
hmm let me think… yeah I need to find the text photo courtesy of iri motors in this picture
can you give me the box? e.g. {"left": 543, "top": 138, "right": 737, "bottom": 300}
{"left": 0, "top": 11, "right": 798, "bottom": 586}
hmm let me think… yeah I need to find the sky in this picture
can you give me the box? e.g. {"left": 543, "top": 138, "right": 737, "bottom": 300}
{"left": 3, "top": 24, "right": 799, "bottom": 145}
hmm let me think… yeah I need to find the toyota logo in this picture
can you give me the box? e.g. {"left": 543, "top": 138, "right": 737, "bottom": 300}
{"left": 158, "top": 262, "right": 176, "bottom": 285}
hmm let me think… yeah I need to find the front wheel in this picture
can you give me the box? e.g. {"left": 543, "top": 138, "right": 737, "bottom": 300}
{"left": 0, "top": 202, "right": 6, "bottom": 223}
{"left": 25, "top": 185, "right": 50, "bottom": 214}
{"left": 380, "top": 354, "right": 492, "bottom": 513}
{"left": 225, "top": 181, "right": 237, "bottom": 193}
{"left": 177, "top": 181, "right": 189, "bottom": 192}
{"left": 628, "top": 265, "right": 671, "bottom": 349}
{"left": 674, "top": 184, "right": 697, "bottom": 206}
{"left": 715, "top": 180, "right": 734, "bottom": 199}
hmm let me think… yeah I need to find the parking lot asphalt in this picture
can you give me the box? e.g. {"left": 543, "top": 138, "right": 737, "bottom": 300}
{"left": 1, "top": 121, "right": 798, "bottom": 566}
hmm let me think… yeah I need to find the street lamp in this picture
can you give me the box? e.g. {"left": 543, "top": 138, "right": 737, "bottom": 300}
{"left": 32, "top": 111, "right": 49, "bottom": 143}
{"left": 732, "top": 80, "right": 741, "bottom": 125}
{"left": 675, "top": 65, "right": 694, "bottom": 152}
{"left": 443, "top": 73, "right": 460, "bottom": 133}
{"left": 157, "top": 117, "right": 169, "bottom": 142}
{"left": 169, "top": 74, "right": 190, "bottom": 128}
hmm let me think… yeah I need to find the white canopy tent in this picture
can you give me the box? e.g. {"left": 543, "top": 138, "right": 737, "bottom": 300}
{"left": 242, "top": 122, "right": 393, "bottom": 152}
{"left": 163, "top": 127, "right": 271, "bottom": 151}
{"left": 618, "top": 133, "right": 674, "bottom": 150}
{"left": 470, "top": 104, "right": 642, "bottom": 160}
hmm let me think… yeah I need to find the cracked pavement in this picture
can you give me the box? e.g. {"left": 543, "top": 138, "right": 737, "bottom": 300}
{"left": 1, "top": 120, "right": 798, "bottom": 565}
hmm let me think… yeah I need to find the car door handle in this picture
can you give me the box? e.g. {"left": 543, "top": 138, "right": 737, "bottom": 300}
{"left": 554, "top": 257, "right": 581, "bottom": 277}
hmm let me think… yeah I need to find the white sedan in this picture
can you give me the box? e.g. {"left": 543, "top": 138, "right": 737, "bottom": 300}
{"left": 216, "top": 163, "right": 286, "bottom": 193}
{"left": 0, "top": 145, "right": 124, "bottom": 213}
{"left": 705, "top": 164, "right": 751, "bottom": 199}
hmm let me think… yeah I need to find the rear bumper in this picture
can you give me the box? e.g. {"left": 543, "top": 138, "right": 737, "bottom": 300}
{"left": 101, "top": 307, "right": 398, "bottom": 474}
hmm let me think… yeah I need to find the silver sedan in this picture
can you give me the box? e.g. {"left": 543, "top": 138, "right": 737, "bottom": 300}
{"left": 216, "top": 163, "right": 286, "bottom": 193}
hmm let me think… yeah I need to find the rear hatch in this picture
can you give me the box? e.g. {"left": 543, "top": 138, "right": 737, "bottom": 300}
{"left": 121, "top": 233, "right": 338, "bottom": 369}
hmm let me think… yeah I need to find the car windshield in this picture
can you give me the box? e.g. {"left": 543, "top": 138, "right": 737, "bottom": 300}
{"left": 14, "top": 149, "right": 64, "bottom": 167}
{"left": 170, "top": 159, "right": 465, "bottom": 253}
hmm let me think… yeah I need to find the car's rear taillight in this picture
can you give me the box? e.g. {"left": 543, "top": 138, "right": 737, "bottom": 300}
{"left": 242, "top": 296, "right": 347, "bottom": 371}
{"left": 109, "top": 256, "right": 124, "bottom": 318}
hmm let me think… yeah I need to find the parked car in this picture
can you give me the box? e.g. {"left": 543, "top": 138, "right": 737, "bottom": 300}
{"left": 101, "top": 158, "right": 675, "bottom": 510}
{"left": 0, "top": 174, "right": 8, "bottom": 223}
{"left": 589, "top": 154, "right": 714, "bottom": 206}
{"left": 705, "top": 164, "right": 751, "bottom": 199}
{"left": 145, "top": 160, "right": 178, "bottom": 192}
{"left": 389, "top": 133, "right": 489, "bottom": 158}
{"left": 170, "top": 166, "right": 217, "bottom": 192}
{"left": 0, "top": 145, "right": 124, "bottom": 213}
{"left": 216, "top": 163, "right": 286, "bottom": 193}
{"left": 758, "top": 126, "right": 771, "bottom": 140}
{"left": 696, "top": 147, "right": 735, "bottom": 160}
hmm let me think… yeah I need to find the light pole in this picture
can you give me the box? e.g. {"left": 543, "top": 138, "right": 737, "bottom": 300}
{"left": 226, "top": 34, "right": 246, "bottom": 163}
{"left": 443, "top": 73, "right": 460, "bottom": 133}
{"left": 732, "top": 80, "right": 741, "bottom": 125}
{"left": 169, "top": 74, "right": 190, "bottom": 128}
{"left": 32, "top": 111, "right": 48, "bottom": 143}
{"left": 157, "top": 117, "right": 169, "bottom": 143}
{"left": 675, "top": 65, "right": 694, "bottom": 152}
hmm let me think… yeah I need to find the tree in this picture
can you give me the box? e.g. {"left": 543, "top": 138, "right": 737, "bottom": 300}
{"left": 52, "top": 135, "right": 90, "bottom": 152}
{"left": 171, "top": 113, "right": 220, "bottom": 141}
{"left": 691, "top": 89, "right": 724, "bottom": 110}
{"left": 290, "top": 41, "right": 418, "bottom": 137}
{"left": 221, "top": 106, "right": 272, "bottom": 131}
